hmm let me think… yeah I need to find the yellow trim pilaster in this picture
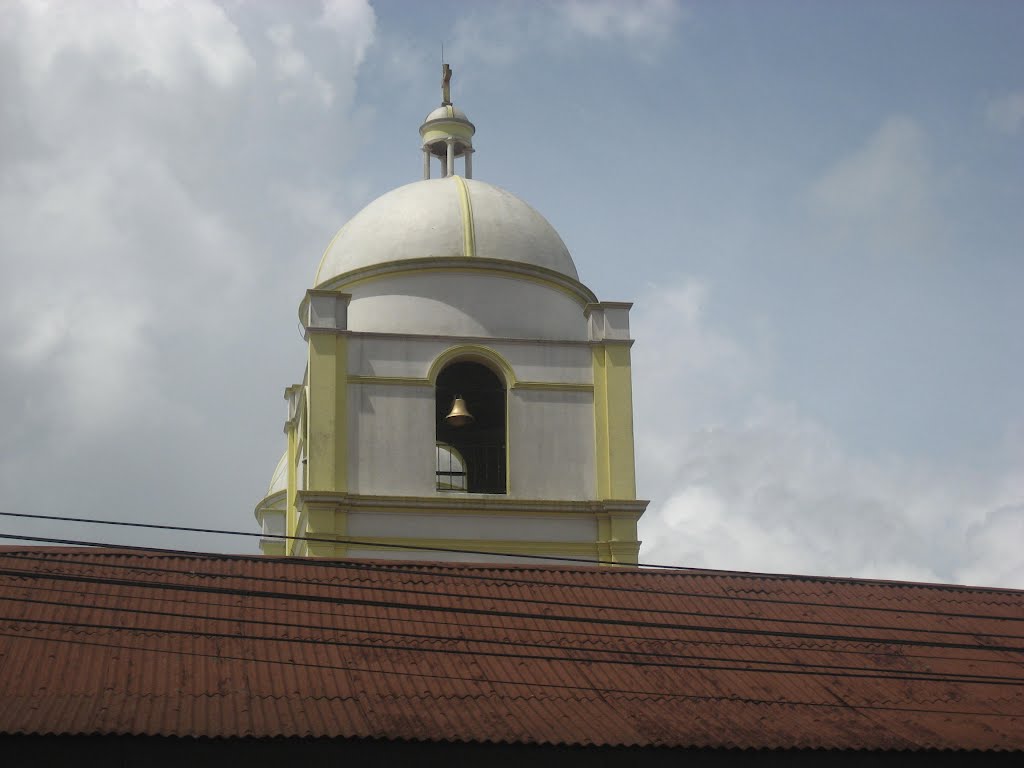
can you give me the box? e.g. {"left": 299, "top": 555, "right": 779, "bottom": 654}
{"left": 286, "top": 418, "right": 298, "bottom": 554}
{"left": 307, "top": 333, "right": 348, "bottom": 494}
{"left": 304, "top": 500, "right": 348, "bottom": 558}
{"left": 596, "top": 512, "right": 641, "bottom": 565}
{"left": 593, "top": 343, "right": 637, "bottom": 500}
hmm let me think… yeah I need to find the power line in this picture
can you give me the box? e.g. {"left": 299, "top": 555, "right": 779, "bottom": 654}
{"left": 5, "top": 510, "right": 1022, "bottom": 596}
{"left": 3, "top": 528, "right": 1023, "bottom": 628}
{"left": 4, "top": 591, "right": 1019, "bottom": 686}
{"left": 2, "top": 547, "right": 1021, "bottom": 645}
{"left": 6, "top": 542, "right": 1019, "bottom": 627}
{"left": 3, "top": 629, "right": 1016, "bottom": 719}
{"left": 0, "top": 510, "right": 645, "bottom": 568}
{"left": 19, "top": 576, "right": 1015, "bottom": 672}
{"left": 2, "top": 563, "right": 1023, "bottom": 655}
{"left": 4, "top": 608, "right": 1022, "bottom": 689}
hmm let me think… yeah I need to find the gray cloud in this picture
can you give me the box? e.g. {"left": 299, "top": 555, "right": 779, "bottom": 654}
{"left": 633, "top": 280, "right": 1024, "bottom": 587}
{"left": 0, "top": 0, "right": 377, "bottom": 552}
{"left": 1, "top": 1, "right": 1020, "bottom": 592}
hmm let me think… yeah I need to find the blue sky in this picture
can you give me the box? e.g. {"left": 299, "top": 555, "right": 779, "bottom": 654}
{"left": 1, "top": 1, "right": 1022, "bottom": 585}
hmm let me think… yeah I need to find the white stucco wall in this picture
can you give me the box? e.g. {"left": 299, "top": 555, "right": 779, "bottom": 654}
{"left": 347, "top": 383, "right": 436, "bottom": 495}
{"left": 508, "top": 388, "right": 596, "bottom": 500}
{"left": 347, "top": 512, "right": 596, "bottom": 542}
{"left": 347, "top": 335, "right": 592, "bottom": 384}
{"left": 346, "top": 272, "right": 587, "bottom": 341}
{"left": 346, "top": 334, "right": 597, "bottom": 499}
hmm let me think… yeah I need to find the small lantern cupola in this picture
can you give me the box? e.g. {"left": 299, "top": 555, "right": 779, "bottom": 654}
{"left": 419, "top": 64, "right": 476, "bottom": 179}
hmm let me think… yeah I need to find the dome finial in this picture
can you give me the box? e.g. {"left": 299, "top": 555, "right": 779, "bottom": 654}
{"left": 420, "top": 64, "right": 476, "bottom": 180}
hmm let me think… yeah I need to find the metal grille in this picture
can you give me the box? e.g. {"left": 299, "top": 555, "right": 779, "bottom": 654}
{"left": 436, "top": 443, "right": 504, "bottom": 493}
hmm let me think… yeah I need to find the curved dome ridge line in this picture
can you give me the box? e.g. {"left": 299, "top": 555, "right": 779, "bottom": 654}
{"left": 452, "top": 175, "right": 476, "bottom": 258}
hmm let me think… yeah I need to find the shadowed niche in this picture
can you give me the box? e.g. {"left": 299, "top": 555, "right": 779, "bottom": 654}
{"left": 435, "top": 361, "right": 506, "bottom": 494}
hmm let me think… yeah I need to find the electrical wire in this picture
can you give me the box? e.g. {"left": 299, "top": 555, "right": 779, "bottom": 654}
{"left": 3, "top": 527, "right": 1024, "bottom": 627}
{"left": 0, "top": 510, "right": 645, "bottom": 568}
{"left": 3, "top": 629, "right": 1016, "bottom": 719}
{"left": 2, "top": 547, "right": 1022, "bottom": 645}
{"left": 20, "top": 574, "right": 1020, "bottom": 671}
{"left": 2, "top": 563, "right": 1023, "bottom": 655}
{"left": 4, "top": 608, "right": 1022, "bottom": 688}
{"left": 6, "top": 510, "right": 1023, "bottom": 596}
{"left": 3, "top": 539, "right": 1023, "bottom": 727}
{"left": 3, "top": 513, "right": 1022, "bottom": 733}
{"left": 4, "top": 591, "right": 1019, "bottom": 686}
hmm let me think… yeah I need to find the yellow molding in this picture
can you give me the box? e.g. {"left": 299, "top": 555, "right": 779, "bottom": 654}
{"left": 347, "top": 375, "right": 432, "bottom": 387}
{"left": 290, "top": 492, "right": 646, "bottom": 564}
{"left": 451, "top": 175, "right": 476, "bottom": 258}
{"left": 341, "top": 505, "right": 640, "bottom": 522}
{"left": 513, "top": 381, "right": 594, "bottom": 392}
{"left": 315, "top": 258, "right": 598, "bottom": 307}
{"left": 296, "top": 490, "right": 648, "bottom": 514}
{"left": 420, "top": 121, "right": 474, "bottom": 143}
{"left": 344, "top": 374, "right": 592, "bottom": 392}
{"left": 340, "top": 536, "right": 601, "bottom": 558}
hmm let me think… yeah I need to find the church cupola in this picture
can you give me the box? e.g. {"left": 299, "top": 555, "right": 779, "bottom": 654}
{"left": 419, "top": 64, "right": 475, "bottom": 178}
{"left": 255, "top": 68, "right": 647, "bottom": 565}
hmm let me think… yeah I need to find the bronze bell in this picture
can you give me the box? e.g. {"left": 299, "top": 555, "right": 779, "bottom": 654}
{"left": 444, "top": 395, "right": 474, "bottom": 427}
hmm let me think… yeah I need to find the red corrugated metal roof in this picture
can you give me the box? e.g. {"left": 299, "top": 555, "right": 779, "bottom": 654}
{"left": 0, "top": 547, "right": 1022, "bottom": 750}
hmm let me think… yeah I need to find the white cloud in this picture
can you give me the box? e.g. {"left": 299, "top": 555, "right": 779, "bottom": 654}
{"left": 0, "top": 1, "right": 376, "bottom": 536}
{"left": 633, "top": 279, "right": 1024, "bottom": 588}
{"left": 560, "top": 0, "right": 685, "bottom": 48}
{"left": 268, "top": 23, "right": 335, "bottom": 106}
{"left": 319, "top": 0, "right": 377, "bottom": 69}
{"left": 986, "top": 90, "right": 1024, "bottom": 135}
{"left": 450, "top": 0, "right": 684, "bottom": 68}
{"left": 958, "top": 505, "right": 1024, "bottom": 586}
{"left": 809, "top": 116, "right": 940, "bottom": 256}
{"left": 11, "top": 0, "right": 253, "bottom": 89}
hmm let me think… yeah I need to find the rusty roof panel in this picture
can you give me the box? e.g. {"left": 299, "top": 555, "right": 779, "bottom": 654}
{"left": 0, "top": 548, "right": 1022, "bottom": 750}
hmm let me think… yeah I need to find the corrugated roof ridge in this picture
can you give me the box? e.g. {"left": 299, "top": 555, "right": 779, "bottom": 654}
{"left": 339, "top": 561, "right": 1024, "bottom": 598}
{"left": 4, "top": 547, "right": 1023, "bottom": 597}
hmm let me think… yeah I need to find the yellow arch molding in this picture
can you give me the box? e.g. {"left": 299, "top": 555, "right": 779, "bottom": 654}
{"left": 427, "top": 344, "right": 517, "bottom": 388}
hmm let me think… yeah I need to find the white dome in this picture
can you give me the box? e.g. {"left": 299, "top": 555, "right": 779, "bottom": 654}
{"left": 424, "top": 104, "right": 469, "bottom": 122}
{"left": 266, "top": 451, "right": 287, "bottom": 496}
{"left": 314, "top": 178, "right": 579, "bottom": 287}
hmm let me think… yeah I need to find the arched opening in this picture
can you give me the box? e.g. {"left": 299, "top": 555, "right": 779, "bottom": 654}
{"left": 435, "top": 361, "right": 506, "bottom": 494}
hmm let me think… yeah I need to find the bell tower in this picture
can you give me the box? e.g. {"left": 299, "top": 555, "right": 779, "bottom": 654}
{"left": 255, "top": 67, "right": 648, "bottom": 564}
